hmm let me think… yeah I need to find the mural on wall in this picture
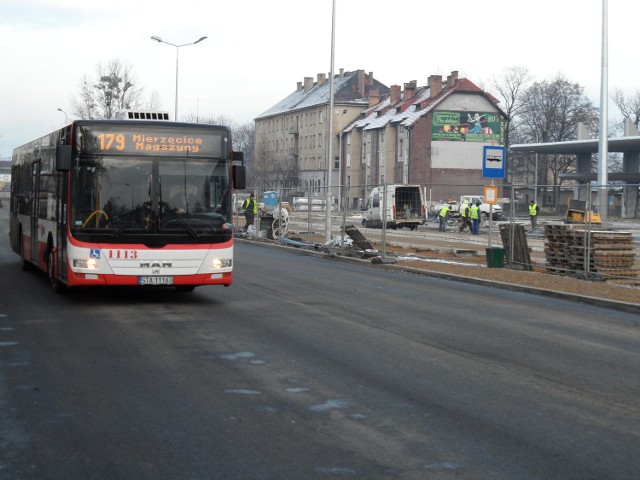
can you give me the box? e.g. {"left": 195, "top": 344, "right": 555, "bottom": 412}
{"left": 432, "top": 111, "right": 503, "bottom": 143}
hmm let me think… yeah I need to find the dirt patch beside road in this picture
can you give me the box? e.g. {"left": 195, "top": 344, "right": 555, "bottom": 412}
{"left": 384, "top": 244, "right": 640, "bottom": 306}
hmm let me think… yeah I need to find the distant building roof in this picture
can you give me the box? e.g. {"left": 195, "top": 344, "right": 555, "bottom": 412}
{"left": 255, "top": 70, "right": 389, "bottom": 120}
{"left": 345, "top": 76, "right": 505, "bottom": 133}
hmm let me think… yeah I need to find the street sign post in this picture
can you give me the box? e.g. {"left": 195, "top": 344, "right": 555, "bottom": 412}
{"left": 483, "top": 145, "right": 506, "bottom": 179}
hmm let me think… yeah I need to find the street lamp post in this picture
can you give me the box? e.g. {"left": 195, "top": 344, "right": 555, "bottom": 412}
{"left": 325, "top": 0, "right": 336, "bottom": 243}
{"left": 150, "top": 35, "right": 208, "bottom": 121}
{"left": 57, "top": 108, "right": 68, "bottom": 124}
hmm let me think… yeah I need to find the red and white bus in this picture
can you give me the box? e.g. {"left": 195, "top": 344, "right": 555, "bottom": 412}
{"left": 10, "top": 112, "right": 246, "bottom": 292}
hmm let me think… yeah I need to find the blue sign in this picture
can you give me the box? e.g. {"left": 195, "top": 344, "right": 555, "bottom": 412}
{"left": 482, "top": 146, "right": 506, "bottom": 179}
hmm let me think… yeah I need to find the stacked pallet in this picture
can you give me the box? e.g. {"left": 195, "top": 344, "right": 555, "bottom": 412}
{"left": 543, "top": 224, "right": 575, "bottom": 275}
{"left": 544, "top": 224, "right": 638, "bottom": 281}
{"left": 571, "top": 229, "right": 637, "bottom": 280}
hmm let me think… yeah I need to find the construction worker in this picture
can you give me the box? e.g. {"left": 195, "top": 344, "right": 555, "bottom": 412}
{"left": 438, "top": 204, "right": 451, "bottom": 232}
{"left": 470, "top": 201, "right": 480, "bottom": 235}
{"left": 459, "top": 200, "right": 472, "bottom": 233}
{"left": 529, "top": 200, "right": 539, "bottom": 230}
{"left": 242, "top": 193, "right": 258, "bottom": 232}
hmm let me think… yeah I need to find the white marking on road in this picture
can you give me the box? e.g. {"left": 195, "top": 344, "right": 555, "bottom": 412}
{"left": 220, "top": 352, "right": 255, "bottom": 361}
{"left": 0, "top": 342, "right": 18, "bottom": 347}
{"left": 224, "top": 389, "right": 261, "bottom": 395}
{"left": 286, "top": 387, "right": 310, "bottom": 393}
{"left": 308, "top": 399, "right": 350, "bottom": 412}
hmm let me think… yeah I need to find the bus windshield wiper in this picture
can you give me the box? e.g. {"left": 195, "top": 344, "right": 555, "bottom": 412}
{"left": 159, "top": 201, "right": 200, "bottom": 238}
{"left": 111, "top": 202, "right": 151, "bottom": 238}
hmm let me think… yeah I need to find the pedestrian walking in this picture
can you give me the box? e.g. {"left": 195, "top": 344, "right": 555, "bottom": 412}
{"left": 242, "top": 193, "right": 258, "bottom": 232}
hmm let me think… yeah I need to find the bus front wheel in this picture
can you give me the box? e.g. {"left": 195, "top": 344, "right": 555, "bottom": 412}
{"left": 47, "top": 249, "right": 68, "bottom": 294}
{"left": 19, "top": 233, "right": 31, "bottom": 271}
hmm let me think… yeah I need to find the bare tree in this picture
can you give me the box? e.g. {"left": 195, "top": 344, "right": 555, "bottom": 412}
{"left": 251, "top": 140, "right": 298, "bottom": 192}
{"left": 232, "top": 122, "right": 255, "bottom": 174}
{"left": 517, "top": 74, "right": 599, "bottom": 208}
{"left": 71, "top": 59, "right": 149, "bottom": 119}
{"left": 490, "top": 67, "right": 532, "bottom": 187}
{"left": 73, "top": 74, "right": 99, "bottom": 120}
{"left": 611, "top": 88, "right": 640, "bottom": 130}
{"left": 491, "top": 66, "right": 532, "bottom": 149}
{"left": 182, "top": 112, "right": 235, "bottom": 126}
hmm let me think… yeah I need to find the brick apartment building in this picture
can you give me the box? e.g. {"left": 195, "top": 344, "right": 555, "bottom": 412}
{"left": 255, "top": 69, "right": 507, "bottom": 209}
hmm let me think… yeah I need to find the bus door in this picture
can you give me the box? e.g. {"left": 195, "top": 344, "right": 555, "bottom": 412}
{"left": 30, "top": 161, "right": 41, "bottom": 263}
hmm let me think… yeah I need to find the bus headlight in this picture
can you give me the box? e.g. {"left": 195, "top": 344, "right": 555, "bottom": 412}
{"left": 73, "top": 258, "right": 98, "bottom": 269}
{"left": 212, "top": 258, "right": 232, "bottom": 269}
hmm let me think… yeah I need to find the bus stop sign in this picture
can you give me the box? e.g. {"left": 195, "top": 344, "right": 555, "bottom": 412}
{"left": 483, "top": 146, "right": 506, "bottom": 179}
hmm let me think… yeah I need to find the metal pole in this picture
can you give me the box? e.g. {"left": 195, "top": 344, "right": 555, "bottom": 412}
{"left": 381, "top": 182, "right": 387, "bottom": 260}
{"left": 325, "top": 0, "right": 336, "bottom": 242}
{"left": 150, "top": 36, "right": 207, "bottom": 122}
{"left": 597, "top": 0, "right": 609, "bottom": 222}
{"left": 174, "top": 47, "right": 179, "bottom": 120}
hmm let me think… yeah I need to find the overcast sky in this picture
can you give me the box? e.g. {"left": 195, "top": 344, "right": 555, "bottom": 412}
{"left": 1, "top": 0, "right": 638, "bottom": 159}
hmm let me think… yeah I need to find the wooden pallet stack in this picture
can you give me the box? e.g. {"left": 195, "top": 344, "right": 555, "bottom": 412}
{"left": 543, "top": 224, "right": 575, "bottom": 275}
{"left": 544, "top": 224, "right": 638, "bottom": 282}
{"left": 570, "top": 229, "right": 638, "bottom": 281}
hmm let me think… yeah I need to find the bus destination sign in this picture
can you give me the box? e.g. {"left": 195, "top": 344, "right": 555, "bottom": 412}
{"left": 80, "top": 126, "right": 225, "bottom": 157}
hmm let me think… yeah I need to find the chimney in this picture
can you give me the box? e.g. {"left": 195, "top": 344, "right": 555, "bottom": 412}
{"left": 446, "top": 70, "right": 459, "bottom": 87}
{"left": 403, "top": 80, "right": 417, "bottom": 100}
{"left": 297, "top": 81, "right": 303, "bottom": 91}
{"left": 339, "top": 68, "right": 344, "bottom": 76}
{"left": 369, "top": 89, "right": 380, "bottom": 108}
{"left": 304, "top": 76, "right": 314, "bottom": 93}
{"left": 429, "top": 75, "right": 442, "bottom": 97}
{"left": 317, "top": 73, "right": 326, "bottom": 85}
{"left": 390, "top": 85, "right": 401, "bottom": 104}
{"left": 357, "top": 70, "right": 365, "bottom": 97}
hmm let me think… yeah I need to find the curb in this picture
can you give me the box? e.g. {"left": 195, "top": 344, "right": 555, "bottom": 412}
{"left": 236, "top": 237, "right": 640, "bottom": 315}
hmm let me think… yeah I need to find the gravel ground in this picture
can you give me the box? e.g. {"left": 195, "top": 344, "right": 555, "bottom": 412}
{"left": 389, "top": 247, "right": 640, "bottom": 306}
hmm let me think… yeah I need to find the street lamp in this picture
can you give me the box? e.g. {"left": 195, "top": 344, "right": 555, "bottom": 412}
{"left": 325, "top": 0, "right": 336, "bottom": 242}
{"left": 150, "top": 35, "right": 208, "bottom": 121}
{"left": 57, "top": 108, "right": 68, "bottom": 124}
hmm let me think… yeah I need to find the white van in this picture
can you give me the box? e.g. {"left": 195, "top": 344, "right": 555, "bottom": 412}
{"left": 362, "top": 185, "right": 426, "bottom": 230}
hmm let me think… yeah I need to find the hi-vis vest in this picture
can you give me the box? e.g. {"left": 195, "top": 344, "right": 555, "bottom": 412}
{"left": 460, "top": 204, "right": 470, "bottom": 218}
{"left": 470, "top": 205, "right": 479, "bottom": 219}
{"left": 529, "top": 203, "right": 538, "bottom": 216}
{"left": 439, "top": 206, "right": 450, "bottom": 218}
{"left": 243, "top": 198, "right": 257, "bottom": 214}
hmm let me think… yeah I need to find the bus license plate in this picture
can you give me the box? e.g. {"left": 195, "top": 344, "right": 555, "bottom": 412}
{"left": 139, "top": 276, "right": 174, "bottom": 286}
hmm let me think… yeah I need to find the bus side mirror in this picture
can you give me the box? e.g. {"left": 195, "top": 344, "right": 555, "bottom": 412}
{"left": 232, "top": 151, "right": 244, "bottom": 163}
{"left": 232, "top": 165, "right": 246, "bottom": 190}
{"left": 56, "top": 145, "right": 72, "bottom": 171}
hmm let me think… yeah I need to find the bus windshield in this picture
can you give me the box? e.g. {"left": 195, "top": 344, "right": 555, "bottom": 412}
{"left": 71, "top": 155, "right": 231, "bottom": 242}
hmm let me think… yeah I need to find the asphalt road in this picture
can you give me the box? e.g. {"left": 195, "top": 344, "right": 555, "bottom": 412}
{"left": 1, "top": 209, "right": 639, "bottom": 479}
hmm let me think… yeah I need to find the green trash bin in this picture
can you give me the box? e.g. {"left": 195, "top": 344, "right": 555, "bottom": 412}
{"left": 485, "top": 247, "right": 505, "bottom": 268}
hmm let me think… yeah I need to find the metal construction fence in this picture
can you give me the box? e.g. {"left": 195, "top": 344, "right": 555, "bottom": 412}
{"left": 238, "top": 181, "right": 640, "bottom": 220}
{"left": 234, "top": 181, "right": 640, "bottom": 283}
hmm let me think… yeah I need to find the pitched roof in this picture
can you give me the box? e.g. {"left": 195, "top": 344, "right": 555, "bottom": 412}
{"left": 344, "top": 77, "right": 505, "bottom": 133}
{"left": 255, "top": 70, "right": 389, "bottom": 120}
